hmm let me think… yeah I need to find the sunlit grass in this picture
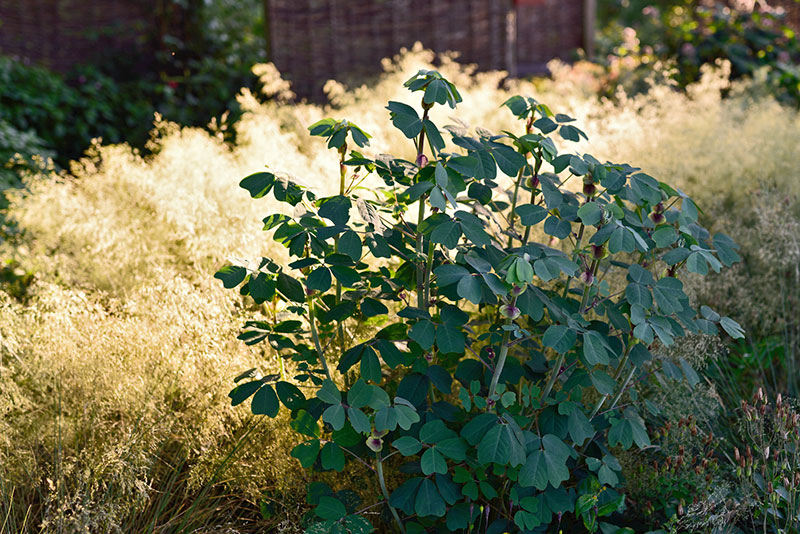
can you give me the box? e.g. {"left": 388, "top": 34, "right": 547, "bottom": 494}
{"left": 2, "top": 45, "right": 799, "bottom": 532}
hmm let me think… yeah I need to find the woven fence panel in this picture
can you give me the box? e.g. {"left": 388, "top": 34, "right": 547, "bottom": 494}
{"left": 516, "top": 0, "right": 585, "bottom": 73}
{"left": 0, "top": 0, "right": 150, "bottom": 72}
{"left": 270, "top": 0, "right": 584, "bottom": 98}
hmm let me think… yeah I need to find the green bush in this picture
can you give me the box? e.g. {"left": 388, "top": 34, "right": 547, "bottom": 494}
{"left": 217, "top": 70, "right": 743, "bottom": 533}
{"left": 596, "top": 1, "right": 800, "bottom": 104}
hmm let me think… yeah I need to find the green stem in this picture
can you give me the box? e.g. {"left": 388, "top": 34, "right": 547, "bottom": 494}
{"left": 414, "top": 106, "right": 430, "bottom": 310}
{"left": 540, "top": 352, "right": 566, "bottom": 404}
{"left": 521, "top": 153, "right": 543, "bottom": 244}
{"left": 579, "top": 259, "right": 599, "bottom": 313}
{"left": 415, "top": 199, "right": 426, "bottom": 310}
{"left": 506, "top": 167, "right": 525, "bottom": 248}
{"left": 562, "top": 223, "right": 585, "bottom": 299}
{"left": 307, "top": 296, "right": 333, "bottom": 382}
{"left": 488, "top": 296, "right": 518, "bottom": 400}
{"left": 423, "top": 242, "right": 435, "bottom": 306}
{"left": 376, "top": 453, "right": 405, "bottom": 533}
{"left": 335, "top": 146, "right": 347, "bottom": 356}
{"left": 488, "top": 329, "right": 512, "bottom": 402}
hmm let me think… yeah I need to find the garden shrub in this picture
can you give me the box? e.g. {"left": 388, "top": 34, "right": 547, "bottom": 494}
{"left": 218, "top": 70, "right": 744, "bottom": 533}
{"left": 596, "top": 0, "right": 800, "bottom": 105}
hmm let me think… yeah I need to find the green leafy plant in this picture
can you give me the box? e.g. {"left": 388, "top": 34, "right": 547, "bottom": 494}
{"left": 216, "top": 70, "right": 744, "bottom": 533}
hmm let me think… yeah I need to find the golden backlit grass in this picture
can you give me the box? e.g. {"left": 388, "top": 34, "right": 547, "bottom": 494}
{"left": 1, "top": 45, "right": 799, "bottom": 532}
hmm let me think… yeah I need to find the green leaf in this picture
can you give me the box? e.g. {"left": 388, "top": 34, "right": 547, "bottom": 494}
{"left": 423, "top": 120, "right": 445, "bottom": 152}
{"left": 423, "top": 79, "right": 450, "bottom": 106}
{"left": 330, "top": 265, "right": 361, "bottom": 287}
{"left": 360, "top": 297, "right": 388, "bottom": 317}
{"left": 387, "top": 101, "right": 422, "bottom": 138}
{"left": 591, "top": 371, "right": 616, "bottom": 396}
{"left": 415, "top": 478, "right": 446, "bottom": 517}
{"left": 420, "top": 420, "right": 456, "bottom": 444}
{"left": 347, "top": 407, "right": 371, "bottom": 434}
{"left": 306, "top": 266, "right": 332, "bottom": 292}
{"left": 291, "top": 439, "right": 320, "bottom": 468}
{"left": 390, "top": 478, "right": 422, "bottom": 515}
{"left": 623, "top": 408, "right": 651, "bottom": 448}
{"left": 577, "top": 202, "right": 603, "bottom": 226}
{"left": 583, "top": 331, "right": 609, "bottom": 366}
{"left": 320, "top": 442, "right": 345, "bottom": 471}
{"left": 491, "top": 144, "right": 526, "bottom": 177}
{"left": 720, "top": 316, "right": 745, "bottom": 339}
{"left": 517, "top": 204, "right": 548, "bottom": 226}
{"left": 436, "top": 324, "right": 466, "bottom": 354}
{"left": 248, "top": 273, "right": 274, "bottom": 303}
{"left": 251, "top": 384, "right": 280, "bottom": 417}
{"left": 625, "top": 283, "right": 652, "bottom": 309}
{"left": 276, "top": 381, "right": 306, "bottom": 410}
{"left": 318, "top": 195, "right": 351, "bottom": 226}
{"left": 519, "top": 450, "right": 549, "bottom": 490}
{"left": 290, "top": 410, "right": 320, "bottom": 437}
{"left": 409, "top": 320, "right": 436, "bottom": 350}
{"left": 608, "top": 419, "right": 633, "bottom": 449}
{"left": 457, "top": 274, "right": 482, "bottom": 305}
{"left": 374, "top": 339, "right": 405, "bottom": 368}
{"left": 215, "top": 265, "right": 247, "bottom": 288}
{"left": 315, "top": 496, "right": 347, "bottom": 520}
{"left": 609, "top": 226, "right": 636, "bottom": 254}
{"left": 430, "top": 220, "right": 462, "bottom": 249}
{"left": 598, "top": 464, "right": 618, "bottom": 486}
{"left": 339, "top": 230, "right": 362, "bottom": 262}
{"left": 318, "top": 379, "right": 342, "bottom": 404}
{"left": 461, "top": 413, "right": 498, "bottom": 445}
{"left": 229, "top": 381, "right": 261, "bottom": 406}
{"left": 421, "top": 447, "right": 448, "bottom": 475}
{"left": 323, "top": 403, "right": 346, "bottom": 430}
{"left": 277, "top": 272, "right": 305, "bottom": 302}
{"left": 240, "top": 171, "right": 276, "bottom": 198}
{"left": 543, "top": 325, "right": 577, "bottom": 354}
{"left": 567, "top": 408, "right": 594, "bottom": 446}
{"left": 360, "top": 347, "right": 382, "bottom": 383}
{"left": 437, "top": 438, "right": 467, "bottom": 461}
{"left": 346, "top": 379, "right": 372, "bottom": 409}
{"left": 543, "top": 216, "right": 572, "bottom": 239}
{"left": 393, "top": 436, "right": 422, "bottom": 456}
{"left": 477, "top": 424, "right": 524, "bottom": 466}
{"left": 652, "top": 226, "right": 678, "bottom": 248}
{"left": 713, "top": 233, "right": 741, "bottom": 266}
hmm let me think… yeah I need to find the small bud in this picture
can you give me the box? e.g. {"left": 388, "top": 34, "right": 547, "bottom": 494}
{"left": 416, "top": 153, "right": 428, "bottom": 167}
{"left": 373, "top": 429, "right": 388, "bottom": 439}
{"left": 486, "top": 347, "right": 496, "bottom": 360}
{"left": 648, "top": 211, "right": 665, "bottom": 224}
{"left": 590, "top": 243, "right": 607, "bottom": 260}
{"left": 525, "top": 176, "right": 540, "bottom": 189}
{"left": 735, "top": 447, "right": 740, "bottom": 462}
{"left": 487, "top": 398, "right": 496, "bottom": 408}
{"left": 366, "top": 436, "right": 383, "bottom": 452}
{"left": 500, "top": 304, "right": 521, "bottom": 320}
{"left": 583, "top": 183, "right": 597, "bottom": 197}
{"left": 511, "top": 284, "right": 526, "bottom": 297}
{"left": 579, "top": 269, "right": 594, "bottom": 286}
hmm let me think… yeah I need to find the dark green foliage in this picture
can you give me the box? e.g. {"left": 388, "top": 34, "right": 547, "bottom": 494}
{"left": 216, "top": 72, "right": 742, "bottom": 533}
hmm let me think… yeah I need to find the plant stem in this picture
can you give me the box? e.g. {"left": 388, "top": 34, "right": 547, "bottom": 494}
{"left": 423, "top": 242, "right": 435, "bottom": 306}
{"left": 415, "top": 199, "right": 426, "bottom": 310}
{"left": 521, "top": 153, "right": 542, "bottom": 244}
{"left": 414, "top": 106, "right": 430, "bottom": 310}
{"left": 335, "top": 145, "right": 347, "bottom": 355}
{"left": 562, "top": 223, "right": 585, "bottom": 298}
{"left": 488, "top": 329, "right": 512, "bottom": 401}
{"left": 579, "top": 258, "right": 599, "bottom": 313}
{"left": 506, "top": 167, "right": 525, "bottom": 248}
{"left": 488, "top": 296, "right": 518, "bottom": 400}
{"left": 307, "top": 296, "right": 333, "bottom": 382}
{"left": 376, "top": 453, "right": 405, "bottom": 533}
{"left": 540, "top": 352, "right": 566, "bottom": 404}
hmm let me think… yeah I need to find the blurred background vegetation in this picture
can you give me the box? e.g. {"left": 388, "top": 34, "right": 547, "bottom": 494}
{"left": 1, "top": 1, "right": 800, "bottom": 532}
